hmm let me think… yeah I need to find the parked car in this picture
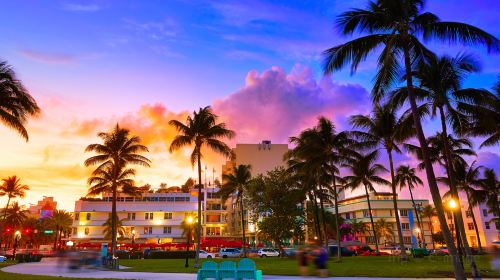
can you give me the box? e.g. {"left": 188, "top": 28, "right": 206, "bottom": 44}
{"left": 328, "top": 245, "right": 357, "bottom": 257}
{"left": 0, "top": 255, "right": 6, "bottom": 262}
{"left": 258, "top": 248, "right": 280, "bottom": 257}
{"left": 219, "top": 248, "right": 241, "bottom": 258}
{"left": 282, "top": 248, "right": 297, "bottom": 257}
{"left": 199, "top": 250, "right": 216, "bottom": 259}
{"left": 360, "top": 251, "right": 391, "bottom": 256}
{"left": 246, "top": 248, "right": 259, "bottom": 258}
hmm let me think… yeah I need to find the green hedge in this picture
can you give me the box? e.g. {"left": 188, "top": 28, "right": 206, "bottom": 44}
{"left": 148, "top": 250, "right": 196, "bottom": 259}
{"left": 15, "top": 253, "right": 43, "bottom": 263}
{"left": 115, "top": 251, "right": 143, "bottom": 259}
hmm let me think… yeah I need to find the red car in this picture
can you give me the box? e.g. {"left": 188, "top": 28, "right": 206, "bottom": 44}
{"left": 360, "top": 251, "right": 390, "bottom": 256}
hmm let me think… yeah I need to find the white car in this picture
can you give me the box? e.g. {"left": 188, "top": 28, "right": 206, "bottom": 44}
{"left": 0, "top": 256, "right": 6, "bottom": 262}
{"left": 258, "top": 248, "right": 279, "bottom": 258}
{"left": 199, "top": 250, "right": 216, "bottom": 259}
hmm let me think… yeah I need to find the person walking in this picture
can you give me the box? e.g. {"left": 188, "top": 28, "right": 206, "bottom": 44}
{"left": 297, "top": 246, "right": 309, "bottom": 277}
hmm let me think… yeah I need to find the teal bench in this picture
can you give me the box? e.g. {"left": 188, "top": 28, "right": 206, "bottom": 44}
{"left": 237, "top": 258, "right": 262, "bottom": 280}
{"left": 197, "top": 261, "right": 218, "bottom": 280}
{"left": 218, "top": 260, "right": 237, "bottom": 279}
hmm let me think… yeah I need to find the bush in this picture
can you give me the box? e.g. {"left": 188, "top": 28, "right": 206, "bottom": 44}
{"left": 130, "top": 251, "right": 143, "bottom": 259}
{"left": 15, "top": 253, "right": 43, "bottom": 263}
{"left": 149, "top": 250, "right": 195, "bottom": 259}
{"left": 115, "top": 251, "right": 130, "bottom": 259}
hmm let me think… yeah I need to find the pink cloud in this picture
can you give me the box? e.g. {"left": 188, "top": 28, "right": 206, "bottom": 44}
{"left": 213, "top": 65, "right": 370, "bottom": 144}
{"left": 19, "top": 49, "right": 78, "bottom": 65}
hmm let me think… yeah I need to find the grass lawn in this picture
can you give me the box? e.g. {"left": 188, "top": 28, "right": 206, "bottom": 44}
{"left": 120, "top": 255, "right": 500, "bottom": 278}
{"left": 0, "top": 260, "right": 119, "bottom": 280}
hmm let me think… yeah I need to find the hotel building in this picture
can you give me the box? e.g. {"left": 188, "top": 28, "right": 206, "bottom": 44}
{"left": 333, "top": 192, "right": 433, "bottom": 248}
{"left": 70, "top": 187, "right": 227, "bottom": 244}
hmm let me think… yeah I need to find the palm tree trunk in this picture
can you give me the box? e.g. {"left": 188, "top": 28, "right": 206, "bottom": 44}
{"left": 403, "top": 45, "right": 465, "bottom": 280}
{"left": 311, "top": 192, "right": 322, "bottom": 245}
{"left": 318, "top": 184, "right": 328, "bottom": 248}
{"left": 429, "top": 221, "right": 435, "bottom": 250}
{"left": 466, "top": 191, "right": 483, "bottom": 252}
{"left": 387, "top": 151, "right": 407, "bottom": 260}
{"left": 437, "top": 106, "right": 479, "bottom": 277}
{"left": 364, "top": 184, "right": 379, "bottom": 254}
{"left": 194, "top": 147, "right": 202, "bottom": 268}
{"left": 111, "top": 187, "right": 117, "bottom": 257}
{"left": 408, "top": 186, "right": 424, "bottom": 247}
{"left": 332, "top": 176, "right": 341, "bottom": 261}
{"left": 0, "top": 197, "right": 12, "bottom": 247}
{"left": 240, "top": 198, "right": 246, "bottom": 257}
{"left": 53, "top": 225, "right": 59, "bottom": 250}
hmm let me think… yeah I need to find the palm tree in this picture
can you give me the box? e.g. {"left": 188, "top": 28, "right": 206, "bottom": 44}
{"left": 102, "top": 216, "right": 126, "bottom": 240}
{"left": 0, "top": 176, "right": 29, "bottom": 246}
{"left": 441, "top": 161, "right": 485, "bottom": 251}
{"left": 343, "top": 151, "right": 390, "bottom": 254}
{"left": 323, "top": 1, "right": 497, "bottom": 277}
{"left": 394, "top": 165, "right": 425, "bottom": 247}
{"left": 375, "top": 218, "right": 394, "bottom": 245}
{"left": 219, "top": 164, "right": 252, "bottom": 257}
{"left": 0, "top": 60, "right": 40, "bottom": 141}
{"left": 420, "top": 205, "right": 437, "bottom": 250}
{"left": 347, "top": 219, "right": 366, "bottom": 241}
{"left": 50, "top": 210, "right": 73, "bottom": 250}
{"left": 169, "top": 106, "right": 234, "bottom": 267}
{"left": 477, "top": 168, "right": 500, "bottom": 221}
{"left": 84, "top": 124, "right": 150, "bottom": 256}
{"left": 395, "top": 52, "right": 493, "bottom": 260}
{"left": 350, "top": 102, "right": 414, "bottom": 259}
{"left": 287, "top": 117, "right": 352, "bottom": 259}
{"left": 4, "top": 202, "right": 28, "bottom": 229}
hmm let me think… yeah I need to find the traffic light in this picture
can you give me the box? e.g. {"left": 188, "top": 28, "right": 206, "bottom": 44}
{"left": 24, "top": 228, "right": 31, "bottom": 234}
{"left": 5, "top": 228, "right": 11, "bottom": 233}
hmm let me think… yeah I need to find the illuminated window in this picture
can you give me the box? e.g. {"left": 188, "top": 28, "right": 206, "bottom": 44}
{"left": 84, "top": 228, "right": 89, "bottom": 235}
{"left": 400, "top": 210, "right": 408, "bottom": 217}
{"left": 128, "top": 213, "right": 136, "bottom": 220}
{"left": 75, "top": 213, "right": 79, "bottom": 221}
{"left": 401, "top": 223, "right": 410, "bottom": 230}
{"left": 164, "top": 213, "right": 172, "bottom": 219}
{"left": 163, "top": 226, "right": 171, "bottom": 234}
{"left": 86, "top": 213, "right": 91, "bottom": 220}
{"left": 403, "top": 236, "right": 412, "bottom": 244}
{"left": 144, "top": 227, "right": 152, "bottom": 234}
{"left": 465, "top": 210, "right": 472, "bottom": 218}
{"left": 145, "top": 212, "right": 153, "bottom": 220}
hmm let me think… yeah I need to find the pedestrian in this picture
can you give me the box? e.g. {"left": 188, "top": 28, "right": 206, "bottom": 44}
{"left": 314, "top": 247, "right": 328, "bottom": 278}
{"left": 297, "top": 246, "right": 309, "bottom": 277}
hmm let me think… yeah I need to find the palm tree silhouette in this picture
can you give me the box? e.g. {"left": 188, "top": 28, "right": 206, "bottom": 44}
{"left": 102, "top": 216, "right": 127, "bottom": 240}
{"left": 420, "top": 205, "right": 437, "bottom": 250}
{"left": 343, "top": 151, "right": 390, "bottom": 255}
{"left": 169, "top": 106, "right": 234, "bottom": 267}
{"left": 350, "top": 102, "right": 415, "bottom": 259}
{"left": 219, "top": 164, "right": 252, "bottom": 257}
{"left": 0, "top": 60, "right": 40, "bottom": 141}
{"left": 0, "top": 176, "right": 29, "bottom": 245}
{"left": 84, "top": 124, "right": 150, "bottom": 256}
{"left": 375, "top": 218, "right": 394, "bottom": 245}
{"left": 323, "top": 1, "right": 497, "bottom": 277}
{"left": 50, "top": 210, "right": 73, "bottom": 250}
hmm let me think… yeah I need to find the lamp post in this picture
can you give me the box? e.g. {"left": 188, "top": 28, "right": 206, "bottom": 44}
{"left": 131, "top": 229, "right": 136, "bottom": 245}
{"left": 185, "top": 216, "right": 193, "bottom": 268}
{"left": 13, "top": 231, "right": 21, "bottom": 258}
{"left": 448, "top": 199, "right": 464, "bottom": 269}
{"left": 414, "top": 228, "right": 422, "bottom": 248}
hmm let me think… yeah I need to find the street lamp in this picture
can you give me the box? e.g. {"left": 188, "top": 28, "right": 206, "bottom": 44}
{"left": 13, "top": 231, "right": 21, "bottom": 258}
{"left": 447, "top": 198, "right": 464, "bottom": 269}
{"left": 414, "top": 228, "right": 422, "bottom": 248}
{"left": 131, "top": 229, "right": 136, "bottom": 245}
{"left": 185, "top": 216, "right": 193, "bottom": 268}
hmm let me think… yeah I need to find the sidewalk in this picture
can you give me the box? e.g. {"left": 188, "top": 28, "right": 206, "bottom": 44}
{"left": 1, "top": 258, "right": 456, "bottom": 280}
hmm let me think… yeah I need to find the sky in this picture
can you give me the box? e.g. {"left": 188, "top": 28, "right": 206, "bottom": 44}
{"left": 0, "top": 0, "right": 499, "bottom": 210}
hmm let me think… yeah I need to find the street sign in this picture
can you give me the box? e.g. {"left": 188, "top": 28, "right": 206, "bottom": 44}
{"left": 44, "top": 230, "right": 54, "bottom": 234}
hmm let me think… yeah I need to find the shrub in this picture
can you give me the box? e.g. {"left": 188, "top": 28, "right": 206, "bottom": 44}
{"left": 149, "top": 250, "right": 195, "bottom": 259}
{"left": 15, "top": 253, "right": 43, "bottom": 263}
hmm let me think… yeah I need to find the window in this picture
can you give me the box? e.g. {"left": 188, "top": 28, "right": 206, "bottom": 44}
{"left": 389, "top": 210, "right": 393, "bottom": 217}
{"left": 495, "top": 221, "right": 500, "bottom": 230}
{"left": 164, "top": 213, "right": 172, "bottom": 219}
{"left": 363, "top": 210, "right": 369, "bottom": 218}
{"left": 352, "top": 212, "right": 356, "bottom": 219}
{"left": 163, "top": 226, "right": 172, "bottom": 234}
{"left": 145, "top": 212, "right": 153, "bottom": 220}
{"left": 75, "top": 213, "right": 79, "bottom": 221}
{"left": 128, "top": 213, "right": 136, "bottom": 220}
{"left": 365, "top": 236, "right": 376, "bottom": 244}
{"left": 403, "top": 236, "right": 412, "bottom": 244}
{"left": 483, "top": 209, "right": 488, "bottom": 217}
{"left": 206, "top": 227, "right": 221, "bottom": 236}
{"left": 84, "top": 227, "right": 89, "bottom": 235}
{"left": 485, "top": 222, "right": 490, "bottom": 229}
{"left": 72, "top": 227, "right": 77, "bottom": 235}
{"left": 467, "top": 223, "right": 474, "bottom": 230}
{"left": 401, "top": 223, "right": 410, "bottom": 230}
{"left": 86, "top": 213, "right": 91, "bottom": 220}
{"left": 465, "top": 210, "right": 472, "bottom": 218}
{"left": 400, "top": 209, "right": 408, "bottom": 217}
{"left": 144, "top": 227, "right": 152, "bottom": 234}
{"left": 345, "top": 213, "right": 351, "bottom": 220}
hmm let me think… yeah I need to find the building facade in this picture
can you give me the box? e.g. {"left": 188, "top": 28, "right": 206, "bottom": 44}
{"left": 71, "top": 188, "right": 227, "bottom": 244}
{"left": 28, "top": 196, "right": 57, "bottom": 219}
{"left": 222, "top": 140, "right": 289, "bottom": 245}
{"left": 333, "top": 192, "right": 432, "bottom": 248}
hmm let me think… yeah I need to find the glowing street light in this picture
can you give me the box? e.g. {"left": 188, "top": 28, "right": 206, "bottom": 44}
{"left": 448, "top": 199, "right": 457, "bottom": 210}
{"left": 185, "top": 216, "right": 193, "bottom": 268}
{"left": 66, "top": 240, "right": 74, "bottom": 247}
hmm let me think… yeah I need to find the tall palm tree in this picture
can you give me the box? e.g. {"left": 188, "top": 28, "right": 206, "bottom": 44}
{"left": 169, "top": 106, "right": 234, "bottom": 267}
{"left": 375, "top": 218, "right": 394, "bottom": 245}
{"left": 394, "top": 52, "right": 493, "bottom": 261}
{"left": 219, "top": 164, "right": 252, "bottom": 257}
{"left": 343, "top": 151, "right": 390, "bottom": 254}
{"left": 477, "top": 168, "right": 500, "bottom": 221}
{"left": 0, "top": 176, "right": 29, "bottom": 246}
{"left": 323, "top": 1, "right": 497, "bottom": 277}
{"left": 287, "top": 117, "right": 352, "bottom": 259}
{"left": 102, "top": 216, "right": 126, "bottom": 240}
{"left": 347, "top": 219, "right": 366, "bottom": 241}
{"left": 394, "top": 165, "right": 425, "bottom": 247}
{"left": 84, "top": 124, "right": 150, "bottom": 256}
{"left": 350, "top": 102, "right": 414, "bottom": 259}
{"left": 50, "top": 210, "right": 73, "bottom": 250}
{"left": 0, "top": 60, "right": 40, "bottom": 141}
{"left": 441, "top": 161, "right": 485, "bottom": 251}
{"left": 4, "top": 202, "right": 28, "bottom": 229}
{"left": 420, "top": 205, "right": 437, "bottom": 250}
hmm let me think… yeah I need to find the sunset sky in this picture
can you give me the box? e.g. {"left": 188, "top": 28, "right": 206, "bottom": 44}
{"left": 1, "top": 0, "right": 499, "bottom": 210}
